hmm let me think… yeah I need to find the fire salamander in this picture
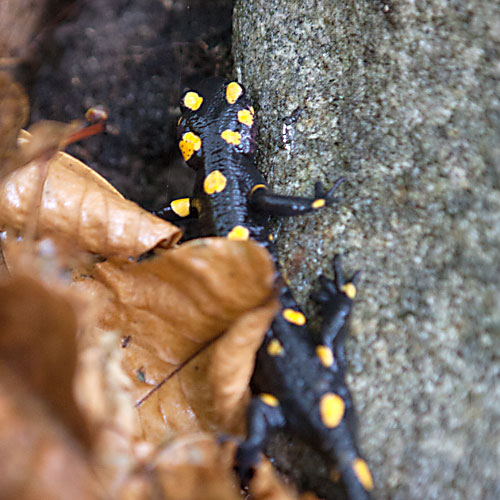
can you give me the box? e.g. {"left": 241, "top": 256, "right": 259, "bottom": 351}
{"left": 156, "top": 77, "right": 373, "bottom": 499}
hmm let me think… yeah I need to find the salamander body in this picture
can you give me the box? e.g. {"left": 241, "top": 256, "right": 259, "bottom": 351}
{"left": 158, "top": 77, "right": 373, "bottom": 500}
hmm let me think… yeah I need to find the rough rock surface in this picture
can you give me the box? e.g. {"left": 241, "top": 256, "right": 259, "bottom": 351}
{"left": 233, "top": 1, "right": 500, "bottom": 499}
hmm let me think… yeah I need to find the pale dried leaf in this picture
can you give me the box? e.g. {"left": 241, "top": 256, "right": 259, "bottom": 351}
{"left": 74, "top": 328, "right": 137, "bottom": 490}
{"left": 0, "top": 364, "right": 99, "bottom": 500}
{"left": 0, "top": 233, "right": 95, "bottom": 281}
{"left": 0, "top": 130, "right": 181, "bottom": 257}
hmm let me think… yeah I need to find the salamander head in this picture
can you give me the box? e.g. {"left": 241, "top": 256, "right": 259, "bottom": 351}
{"left": 177, "top": 77, "right": 257, "bottom": 169}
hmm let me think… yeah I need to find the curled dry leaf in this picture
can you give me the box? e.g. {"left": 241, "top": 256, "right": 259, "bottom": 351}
{"left": 0, "top": 273, "right": 90, "bottom": 445}
{"left": 0, "top": 130, "right": 181, "bottom": 257}
{"left": 0, "top": 72, "right": 29, "bottom": 174}
{"left": 74, "top": 328, "right": 138, "bottom": 491}
{"left": 75, "top": 238, "right": 278, "bottom": 444}
{"left": 209, "top": 301, "right": 279, "bottom": 432}
{"left": 0, "top": 365, "right": 99, "bottom": 500}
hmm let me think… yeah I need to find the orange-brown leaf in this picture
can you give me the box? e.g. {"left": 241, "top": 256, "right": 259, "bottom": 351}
{"left": 144, "top": 434, "right": 242, "bottom": 500}
{"left": 249, "top": 456, "right": 300, "bottom": 500}
{"left": 0, "top": 3, "right": 45, "bottom": 60}
{"left": 0, "top": 72, "right": 29, "bottom": 173}
{"left": 130, "top": 434, "right": 299, "bottom": 500}
{"left": 75, "top": 238, "right": 277, "bottom": 443}
{"left": 209, "top": 300, "right": 279, "bottom": 432}
{"left": 0, "top": 130, "right": 181, "bottom": 257}
{"left": 74, "top": 328, "right": 138, "bottom": 492}
{"left": 0, "top": 364, "right": 99, "bottom": 500}
{"left": 19, "top": 120, "right": 83, "bottom": 167}
{"left": 0, "top": 273, "right": 89, "bottom": 445}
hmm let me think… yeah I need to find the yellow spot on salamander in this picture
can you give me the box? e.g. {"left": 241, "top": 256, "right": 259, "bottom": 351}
{"left": 316, "top": 345, "right": 334, "bottom": 367}
{"left": 352, "top": 458, "right": 374, "bottom": 491}
{"left": 250, "top": 106, "right": 255, "bottom": 115}
{"left": 312, "top": 198, "right": 326, "bottom": 209}
{"left": 319, "top": 393, "right": 345, "bottom": 428}
{"left": 221, "top": 129, "right": 241, "bottom": 145}
{"left": 250, "top": 183, "right": 267, "bottom": 195}
{"left": 342, "top": 282, "right": 357, "bottom": 299}
{"left": 179, "top": 131, "right": 202, "bottom": 162}
{"left": 203, "top": 170, "right": 227, "bottom": 195}
{"left": 260, "top": 393, "right": 279, "bottom": 407}
{"left": 238, "top": 109, "right": 254, "bottom": 127}
{"left": 282, "top": 308, "right": 306, "bottom": 326}
{"left": 170, "top": 198, "right": 190, "bottom": 217}
{"left": 268, "top": 234, "right": 274, "bottom": 242}
{"left": 267, "top": 338, "right": 284, "bottom": 356}
{"left": 183, "top": 91, "right": 203, "bottom": 111}
{"left": 227, "top": 225, "right": 250, "bottom": 241}
{"left": 226, "top": 81, "right": 243, "bottom": 104}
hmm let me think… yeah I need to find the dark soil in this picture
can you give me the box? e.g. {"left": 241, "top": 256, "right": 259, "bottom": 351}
{"left": 27, "top": 0, "right": 233, "bottom": 210}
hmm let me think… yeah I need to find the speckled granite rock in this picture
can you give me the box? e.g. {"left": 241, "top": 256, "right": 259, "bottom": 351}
{"left": 233, "top": 1, "right": 500, "bottom": 499}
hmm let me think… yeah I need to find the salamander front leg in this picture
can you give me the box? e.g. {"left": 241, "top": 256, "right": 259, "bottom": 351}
{"left": 153, "top": 197, "right": 201, "bottom": 238}
{"left": 248, "top": 177, "right": 345, "bottom": 216}
{"left": 236, "top": 394, "right": 286, "bottom": 484}
{"left": 153, "top": 197, "right": 199, "bottom": 222}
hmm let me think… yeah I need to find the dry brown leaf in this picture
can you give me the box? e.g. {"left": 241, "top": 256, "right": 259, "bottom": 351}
{"left": 87, "top": 434, "right": 239, "bottom": 500}
{"left": 74, "top": 238, "right": 278, "bottom": 444}
{"left": 0, "top": 130, "right": 181, "bottom": 257}
{"left": 209, "top": 301, "right": 279, "bottom": 432}
{"left": 0, "top": 364, "right": 99, "bottom": 500}
{"left": 120, "top": 433, "right": 299, "bottom": 500}
{"left": 0, "top": 72, "right": 29, "bottom": 172}
{"left": 0, "top": 273, "right": 90, "bottom": 445}
{"left": 74, "top": 327, "right": 138, "bottom": 492}
{"left": 299, "top": 494, "right": 323, "bottom": 500}
{"left": 249, "top": 455, "right": 300, "bottom": 500}
{"left": 0, "top": 232, "right": 96, "bottom": 281}
{"left": 143, "top": 434, "right": 242, "bottom": 500}
{"left": 0, "top": 1, "right": 46, "bottom": 60}
{"left": 19, "top": 120, "right": 83, "bottom": 167}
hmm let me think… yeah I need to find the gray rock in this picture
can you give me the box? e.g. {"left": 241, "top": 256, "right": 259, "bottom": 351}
{"left": 233, "top": 1, "right": 500, "bottom": 499}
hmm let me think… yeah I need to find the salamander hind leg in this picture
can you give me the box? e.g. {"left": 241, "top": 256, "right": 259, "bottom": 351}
{"left": 311, "top": 255, "right": 361, "bottom": 376}
{"left": 235, "top": 393, "right": 286, "bottom": 485}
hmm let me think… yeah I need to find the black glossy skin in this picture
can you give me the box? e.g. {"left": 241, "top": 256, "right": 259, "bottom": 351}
{"left": 159, "top": 77, "right": 373, "bottom": 500}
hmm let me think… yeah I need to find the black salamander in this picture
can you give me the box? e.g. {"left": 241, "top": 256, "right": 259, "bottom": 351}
{"left": 157, "top": 77, "right": 373, "bottom": 500}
